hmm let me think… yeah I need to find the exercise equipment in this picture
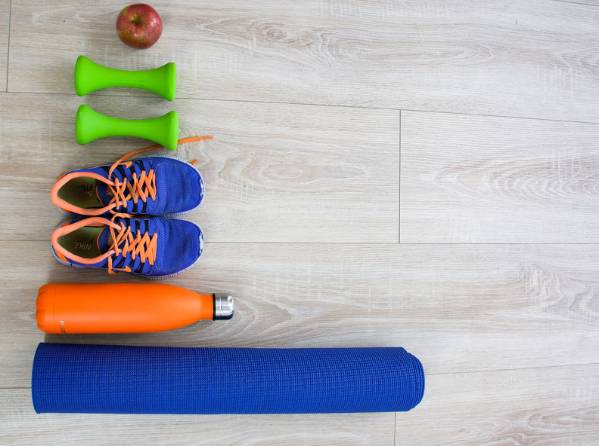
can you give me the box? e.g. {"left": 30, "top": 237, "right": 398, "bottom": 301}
{"left": 76, "top": 104, "right": 179, "bottom": 150}
{"left": 32, "top": 343, "right": 425, "bottom": 414}
{"left": 74, "top": 55, "right": 176, "bottom": 100}
{"left": 36, "top": 283, "right": 234, "bottom": 334}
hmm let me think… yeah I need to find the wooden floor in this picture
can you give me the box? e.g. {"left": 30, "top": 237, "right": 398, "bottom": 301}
{"left": 1, "top": 1, "right": 599, "bottom": 444}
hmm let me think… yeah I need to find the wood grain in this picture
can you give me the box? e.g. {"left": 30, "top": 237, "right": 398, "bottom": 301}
{"left": 400, "top": 111, "right": 599, "bottom": 243}
{"left": 396, "top": 364, "right": 599, "bottom": 445}
{"left": 7, "top": 0, "right": 599, "bottom": 122}
{"left": 0, "top": 92, "right": 398, "bottom": 242}
{"left": 0, "top": 0, "right": 8, "bottom": 92}
{"left": 3, "top": 2, "right": 599, "bottom": 443}
{"left": 0, "top": 388, "right": 394, "bottom": 446}
{"left": 2, "top": 241, "right": 599, "bottom": 387}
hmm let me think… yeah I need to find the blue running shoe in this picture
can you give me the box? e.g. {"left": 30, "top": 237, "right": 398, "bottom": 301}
{"left": 51, "top": 156, "right": 204, "bottom": 216}
{"left": 51, "top": 215, "right": 203, "bottom": 277}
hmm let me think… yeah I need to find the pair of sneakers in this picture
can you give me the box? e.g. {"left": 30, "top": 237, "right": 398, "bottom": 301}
{"left": 50, "top": 137, "right": 210, "bottom": 278}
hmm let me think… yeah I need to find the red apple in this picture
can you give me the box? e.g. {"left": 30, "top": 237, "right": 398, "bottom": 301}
{"left": 116, "top": 3, "right": 163, "bottom": 49}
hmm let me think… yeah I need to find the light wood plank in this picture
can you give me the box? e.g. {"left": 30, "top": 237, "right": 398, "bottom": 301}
{"left": 400, "top": 111, "right": 599, "bottom": 243}
{"left": 7, "top": 0, "right": 599, "bottom": 122}
{"left": 2, "top": 241, "right": 598, "bottom": 387}
{"left": 0, "top": 0, "right": 8, "bottom": 91}
{"left": 4, "top": 3, "right": 599, "bottom": 443}
{"left": 0, "top": 92, "right": 398, "bottom": 242}
{"left": 0, "top": 388, "right": 394, "bottom": 446}
{"left": 396, "top": 364, "right": 599, "bottom": 445}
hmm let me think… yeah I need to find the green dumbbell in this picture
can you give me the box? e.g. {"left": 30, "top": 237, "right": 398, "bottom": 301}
{"left": 74, "top": 55, "right": 176, "bottom": 101}
{"left": 76, "top": 105, "right": 179, "bottom": 150}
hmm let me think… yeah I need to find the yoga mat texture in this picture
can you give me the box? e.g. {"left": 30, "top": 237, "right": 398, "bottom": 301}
{"left": 32, "top": 343, "right": 424, "bottom": 414}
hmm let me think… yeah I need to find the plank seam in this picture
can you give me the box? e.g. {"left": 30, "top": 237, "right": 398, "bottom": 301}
{"left": 552, "top": 0, "right": 599, "bottom": 6}
{"left": 4, "top": 0, "right": 11, "bottom": 92}
{"left": 4, "top": 361, "right": 599, "bottom": 391}
{"left": 428, "top": 361, "right": 599, "bottom": 377}
{"left": 1, "top": 90, "right": 599, "bottom": 126}
{"left": 393, "top": 412, "right": 397, "bottom": 446}
{"left": 398, "top": 110, "right": 401, "bottom": 245}
{"left": 6, "top": 240, "right": 599, "bottom": 245}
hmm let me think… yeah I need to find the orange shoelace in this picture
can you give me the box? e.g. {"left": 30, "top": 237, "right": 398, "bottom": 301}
{"left": 107, "top": 213, "right": 157, "bottom": 274}
{"left": 51, "top": 135, "right": 213, "bottom": 273}
{"left": 106, "top": 136, "right": 213, "bottom": 213}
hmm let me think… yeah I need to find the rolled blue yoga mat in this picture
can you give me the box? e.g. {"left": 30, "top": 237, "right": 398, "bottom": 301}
{"left": 32, "top": 343, "right": 425, "bottom": 414}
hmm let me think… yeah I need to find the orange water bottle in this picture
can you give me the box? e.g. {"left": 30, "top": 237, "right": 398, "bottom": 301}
{"left": 36, "top": 283, "right": 234, "bottom": 334}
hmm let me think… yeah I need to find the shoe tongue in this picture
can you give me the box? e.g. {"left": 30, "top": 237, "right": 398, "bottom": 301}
{"left": 96, "top": 182, "right": 112, "bottom": 207}
{"left": 82, "top": 166, "right": 114, "bottom": 208}
{"left": 96, "top": 226, "right": 112, "bottom": 254}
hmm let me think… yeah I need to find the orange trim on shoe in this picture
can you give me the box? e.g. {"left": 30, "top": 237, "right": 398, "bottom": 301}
{"left": 51, "top": 217, "right": 115, "bottom": 265}
{"left": 50, "top": 172, "right": 116, "bottom": 216}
